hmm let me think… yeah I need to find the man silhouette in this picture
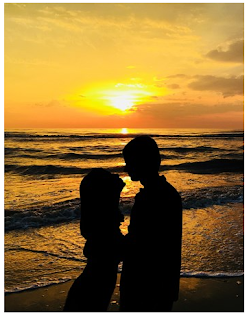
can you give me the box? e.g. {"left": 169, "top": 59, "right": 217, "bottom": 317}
{"left": 120, "top": 135, "right": 182, "bottom": 312}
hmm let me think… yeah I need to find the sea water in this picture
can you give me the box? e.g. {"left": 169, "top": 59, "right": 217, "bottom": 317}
{"left": 4, "top": 128, "right": 244, "bottom": 293}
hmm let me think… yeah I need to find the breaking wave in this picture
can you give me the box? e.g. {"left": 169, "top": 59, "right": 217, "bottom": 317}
{"left": 5, "top": 184, "right": 243, "bottom": 232}
{"left": 5, "top": 131, "right": 243, "bottom": 140}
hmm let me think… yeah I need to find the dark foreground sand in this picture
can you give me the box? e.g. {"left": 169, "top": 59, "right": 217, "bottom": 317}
{"left": 5, "top": 275, "right": 244, "bottom": 312}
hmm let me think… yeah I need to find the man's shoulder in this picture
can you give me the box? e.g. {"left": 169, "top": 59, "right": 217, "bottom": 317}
{"left": 135, "top": 176, "right": 181, "bottom": 202}
{"left": 158, "top": 176, "right": 180, "bottom": 198}
{"left": 134, "top": 188, "right": 145, "bottom": 201}
{"left": 165, "top": 180, "right": 181, "bottom": 198}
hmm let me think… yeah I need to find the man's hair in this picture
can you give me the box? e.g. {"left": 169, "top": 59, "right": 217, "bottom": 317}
{"left": 123, "top": 135, "right": 161, "bottom": 171}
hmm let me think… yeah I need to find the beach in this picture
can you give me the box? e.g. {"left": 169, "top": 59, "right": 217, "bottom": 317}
{"left": 4, "top": 129, "right": 244, "bottom": 311}
{"left": 5, "top": 274, "right": 244, "bottom": 312}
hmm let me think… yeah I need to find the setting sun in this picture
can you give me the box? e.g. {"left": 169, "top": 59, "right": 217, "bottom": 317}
{"left": 110, "top": 94, "right": 134, "bottom": 112}
{"left": 121, "top": 128, "right": 128, "bottom": 134}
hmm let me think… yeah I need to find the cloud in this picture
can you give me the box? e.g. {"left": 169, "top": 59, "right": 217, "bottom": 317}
{"left": 167, "top": 74, "right": 189, "bottom": 79}
{"left": 8, "top": 17, "right": 34, "bottom": 27}
{"left": 33, "top": 100, "right": 66, "bottom": 109}
{"left": 12, "top": 3, "right": 26, "bottom": 9}
{"left": 167, "top": 84, "right": 180, "bottom": 89}
{"left": 206, "top": 40, "right": 244, "bottom": 63}
{"left": 5, "top": 57, "right": 58, "bottom": 67}
{"left": 136, "top": 101, "right": 243, "bottom": 117}
{"left": 5, "top": 3, "right": 198, "bottom": 41}
{"left": 188, "top": 75, "right": 244, "bottom": 98}
{"left": 109, "top": 100, "right": 243, "bottom": 128}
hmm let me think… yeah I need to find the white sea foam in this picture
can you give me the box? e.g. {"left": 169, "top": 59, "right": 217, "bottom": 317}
{"left": 4, "top": 277, "right": 72, "bottom": 294}
{"left": 5, "top": 270, "right": 244, "bottom": 294}
{"left": 180, "top": 271, "right": 244, "bottom": 278}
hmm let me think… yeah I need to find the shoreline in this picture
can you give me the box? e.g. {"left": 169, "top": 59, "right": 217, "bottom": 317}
{"left": 5, "top": 275, "right": 244, "bottom": 312}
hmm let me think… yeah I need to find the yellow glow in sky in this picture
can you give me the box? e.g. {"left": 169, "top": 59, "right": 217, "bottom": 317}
{"left": 69, "top": 81, "right": 162, "bottom": 115}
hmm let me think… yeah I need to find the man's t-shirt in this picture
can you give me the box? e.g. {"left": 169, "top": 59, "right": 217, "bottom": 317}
{"left": 120, "top": 175, "right": 182, "bottom": 311}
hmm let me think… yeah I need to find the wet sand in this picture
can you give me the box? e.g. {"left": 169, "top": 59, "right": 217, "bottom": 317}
{"left": 5, "top": 275, "right": 244, "bottom": 312}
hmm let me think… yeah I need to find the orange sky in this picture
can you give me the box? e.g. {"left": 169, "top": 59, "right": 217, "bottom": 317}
{"left": 4, "top": 3, "right": 244, "bottom": 129}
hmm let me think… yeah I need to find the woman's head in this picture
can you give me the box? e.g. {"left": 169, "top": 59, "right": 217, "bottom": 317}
{"left": 80, "top": 169, "right": 125, "bottom": 238}
{"left": 80, "top": 168, "right": 124, "bottom": 202}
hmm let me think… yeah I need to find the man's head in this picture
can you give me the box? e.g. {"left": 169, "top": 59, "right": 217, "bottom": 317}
{"left": 123, "top": 135, "right": 161, "bottom": 182}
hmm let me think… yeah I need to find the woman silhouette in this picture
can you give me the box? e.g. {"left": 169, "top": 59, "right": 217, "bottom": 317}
{"left": 64, "top": 168, "right": 125, "bottom": 311}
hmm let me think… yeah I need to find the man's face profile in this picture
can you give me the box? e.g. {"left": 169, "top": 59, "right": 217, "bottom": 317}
{"left": 124, "top": 159, "right": 140, "bottom": 181}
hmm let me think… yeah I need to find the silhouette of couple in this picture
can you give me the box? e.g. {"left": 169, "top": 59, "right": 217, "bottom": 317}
{"left": 64, "top": 136, "right": 182, "bottom": 312}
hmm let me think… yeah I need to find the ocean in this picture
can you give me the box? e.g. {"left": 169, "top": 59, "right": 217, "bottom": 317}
{"left": 4, "top": 128, "right": 244, "bottom": 293}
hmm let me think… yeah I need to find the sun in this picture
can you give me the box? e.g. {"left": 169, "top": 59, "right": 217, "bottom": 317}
{"left": 121, "top": 128, "right": 128, "bottom": 134}
{"left": 110, "top": 94, "right": 134, "bottom": 112}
